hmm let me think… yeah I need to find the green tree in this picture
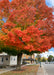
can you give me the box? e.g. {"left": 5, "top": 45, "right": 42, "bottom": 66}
{"left": 48, "top": 55, "right": 53, "bottom": 62}
{"left": 41, "top": 57, "right": 46, "bottom": 62}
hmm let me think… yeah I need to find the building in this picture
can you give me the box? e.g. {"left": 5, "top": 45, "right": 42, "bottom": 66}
{"left": 22, "top": 54, "right": 36, "bottom": 64}
{"left": 0, "top": 52, "right": 17, "bottom": 67}
{"left": 0, "top": 52, "right": 36, "bottom": 67}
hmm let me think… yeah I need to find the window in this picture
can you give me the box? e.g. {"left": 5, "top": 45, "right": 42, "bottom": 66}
{"left": 6, "top": 58, "right": 8, "bottom": 60}
{"left": 14, "top": 58, "right": 15, "bottom": 61}
{"left": 24, "top": 57, "right": 26, "bottom": 59}
{"left": 2, "top": 57, "right": 3, "bottom": 62}
{"left": 28, "top": 56, "right": 31, "bottom": 59}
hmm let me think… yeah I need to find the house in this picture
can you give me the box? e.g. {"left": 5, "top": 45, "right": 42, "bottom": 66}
{"left": 0, "top": 52, "right": 36, "bottom": 67}
{"left": 0, "top": 52, "right": 17, "bottom": 67}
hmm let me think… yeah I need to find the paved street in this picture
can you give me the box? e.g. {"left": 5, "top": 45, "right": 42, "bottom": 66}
{"left": 43, "top": 63, "right": 54, "bottom": 75}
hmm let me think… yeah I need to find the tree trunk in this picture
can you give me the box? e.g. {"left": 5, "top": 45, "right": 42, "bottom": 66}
{"left": 16, "top": 53, "right": 22, "bottom": 70}
{"left": 30, "top": 55, "right": 32, "bottom": 64}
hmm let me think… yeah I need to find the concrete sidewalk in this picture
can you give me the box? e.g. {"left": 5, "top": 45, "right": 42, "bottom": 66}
{"left": 37, "top": 65, "right": 48, "bottom": 75}
{"left": 0, "top": 65, "right": 26, "bottom": 74}
{"left": 0, "top": 64, "right": 35, "bottom": 74}
{"left": 0, "top": 67, "right": 16, "bottom": 74}
{"left": 0, "top": 64, "right": 44, "bottom": 75}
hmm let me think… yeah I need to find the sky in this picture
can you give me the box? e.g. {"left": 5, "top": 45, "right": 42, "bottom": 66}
{"left": 40, "top": 48, "right": 54, "bottom": 58}
{"left": 46, "top": 0, "right": 54, "bottom": 7}
{"left": 9, "top": 0, "right": 54, "bottom": 57}
{"left": 9, "top": 0, "right": 12, "bottom": 2}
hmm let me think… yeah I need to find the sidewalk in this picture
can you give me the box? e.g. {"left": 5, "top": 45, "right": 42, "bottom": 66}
{"left": 0, "top": 67, "right": 16, "bottom": 74}
{"left": 0, "top": 64, "right": 42, "bottom": 75}
{"left": 0, "top": 64, "right": 36, "bottom": 75}
{"left": 0, "top": 65, "right": 26, "bottom": 74}
{"left": 37, "top": 65, "right": 48, "bottom": 75}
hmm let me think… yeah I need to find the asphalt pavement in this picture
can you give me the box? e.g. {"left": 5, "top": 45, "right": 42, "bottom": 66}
{"left": 43, "top": 63, "right": 54, "bottom": 75}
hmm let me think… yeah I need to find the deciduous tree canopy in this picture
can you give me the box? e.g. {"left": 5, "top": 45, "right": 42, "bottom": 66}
{"left": 0, "top": 0, "right": 54, "bottom": 70}
{"left": 0, "top": 0, "right": 54, "bottom": 54}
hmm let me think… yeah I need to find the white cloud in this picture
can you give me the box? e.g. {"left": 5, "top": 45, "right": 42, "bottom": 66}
{"left": 40, "top": 51, "right": 54, "bottom": 58}
{"left": 49, "top": 51, "right": 54, "bottom": 56}
{"left": 46, "top": 0, "right": 54, "bottom": 7}
{"left": 49, "top": 0, "right": 54, "bottom": 6}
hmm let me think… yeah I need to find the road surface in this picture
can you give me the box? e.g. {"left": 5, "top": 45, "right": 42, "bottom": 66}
{"left": 43, "top": 63, "right": 54, "bottom": 75}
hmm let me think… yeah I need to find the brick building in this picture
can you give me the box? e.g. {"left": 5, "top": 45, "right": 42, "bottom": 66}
{"left": 22, "top": 54, "right": 36, "bottom": 64}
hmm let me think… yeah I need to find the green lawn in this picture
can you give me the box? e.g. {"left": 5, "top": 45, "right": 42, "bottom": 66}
{"left": 1, "top": 65, "right": 39, "bottom": 75}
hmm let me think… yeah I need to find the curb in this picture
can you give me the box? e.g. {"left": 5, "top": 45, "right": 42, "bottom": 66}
{"left": 37, "top": 65, "right": 48, "bottom": 75}
{"left": 42, "top": 65, "right": 48, "bottom": 75}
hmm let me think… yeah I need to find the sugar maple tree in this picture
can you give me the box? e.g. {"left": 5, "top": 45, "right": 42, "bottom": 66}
{"left": 0, "top": 0, "right": 54, "bottom": 70}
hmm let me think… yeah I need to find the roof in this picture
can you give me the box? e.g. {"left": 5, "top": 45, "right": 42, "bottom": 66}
{"left": 0, "top": 52, "right": 8, "bottom": 56}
